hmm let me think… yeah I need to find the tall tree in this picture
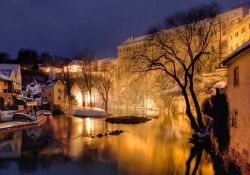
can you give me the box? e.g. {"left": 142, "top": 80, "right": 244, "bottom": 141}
{"left": 61, "top": 57, "right": 73, "bottom": 109}
{"left": 93, "top": 60, "right": 112, "bottom": 111}
{"left": 78, "top": 49, "right": 95, "bottom": 107}
{"left": 130, "top": 2, "right": 220, "bottom": 132}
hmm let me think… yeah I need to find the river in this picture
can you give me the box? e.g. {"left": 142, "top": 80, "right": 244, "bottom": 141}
{"left": 0, "top": 113, "right": 215, "bottom": 175}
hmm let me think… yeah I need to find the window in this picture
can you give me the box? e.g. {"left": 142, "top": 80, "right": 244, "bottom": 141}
{"left": 58, "top": 89, "right": 61, "bottom": 93}
{"left": 241, "top": 27, "right": 245, "bottom": 33}
{"left": 58, "top": 96, "right": 61, "bottom": 100}
{"left": 232, "top": 109, "right": 238, "bottom": 128}
{"left": 233, "top": 66, "right": 239, "bottom": 87}
{"left": 49, "top": 93, "right": 51, "bottom": 97}
{"left": 235, "top": 31, "right": 239, "bottom": 37}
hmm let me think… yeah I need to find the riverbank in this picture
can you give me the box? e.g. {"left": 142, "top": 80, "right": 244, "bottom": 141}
{"left": 0, "top": 115, "right": 47, "bottom": 134}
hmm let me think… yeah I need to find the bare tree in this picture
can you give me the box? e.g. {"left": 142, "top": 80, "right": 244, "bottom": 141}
{"left": 130, "top": 3, "right": 220, "bottom": 132}
{"left": 93, "top": 60, "right": 113, "bottom": 111}
{"left": 61, "top": 57, "right": 73, "bottom": 109}
{"left": 78, "top": 49, "right": 95, "bottom": 107}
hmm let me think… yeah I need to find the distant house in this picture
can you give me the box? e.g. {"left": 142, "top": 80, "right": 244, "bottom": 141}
{"left": 222, "top": 40, "right": 250, "bottom": 163}
{"left": 0, "top": 72, "right": 14, "bottom": 109}
{"left": 41, "top": 80, "right": 65, "bottom": 110}
{"left": 0, "top": 64, "right": 22, "bottom": 93}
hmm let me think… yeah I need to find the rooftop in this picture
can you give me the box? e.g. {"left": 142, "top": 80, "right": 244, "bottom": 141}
{"left": 0, "top": 64, "right": 20, "bottom": 76}
{"left": 0, "top": 72, "right": 12, "bottom": 82}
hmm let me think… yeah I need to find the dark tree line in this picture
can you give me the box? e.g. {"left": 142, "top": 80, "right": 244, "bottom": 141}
{"left": 0, "top": 49, "right": 65, "bottom": 69}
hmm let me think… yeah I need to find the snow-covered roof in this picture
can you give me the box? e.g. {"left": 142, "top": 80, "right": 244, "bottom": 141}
{"left": 41, "top": 80, "right": 62, "bottom": 88}
{"left": 0, "top": 72, "right": 12, "bottom": 82}
{"left": 222, "top": 39, "right": 250, "bottom": 66}
{"left": 121, "top": 35, "right": 151, "bottom": 45}
{"left": 26, "top": 82, "right": 41, "bottom": 94}
{"left": 0, "top": 64, "right": 20, "bottom": 76}
{"left": 0, "top": 69, "right": 13, "bottom": 78}
{"left": 41, "top": 80, "right": 56, "bottom": 87}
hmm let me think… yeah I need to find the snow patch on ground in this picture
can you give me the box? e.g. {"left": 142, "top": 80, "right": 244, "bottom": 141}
{"left": 65, "top": 107, "right": 109, "bottom": 118}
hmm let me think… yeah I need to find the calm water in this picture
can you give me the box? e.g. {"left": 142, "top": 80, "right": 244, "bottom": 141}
{"left": 0, "top": 114, "right": 215, "bottom": 175}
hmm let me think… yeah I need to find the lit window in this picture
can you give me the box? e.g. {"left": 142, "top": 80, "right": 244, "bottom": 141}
{"left": 233, "top": 66, "right": 239, "bottom": 87}
{"left": 232, "top": 109, "right": 238, "bottom": 128}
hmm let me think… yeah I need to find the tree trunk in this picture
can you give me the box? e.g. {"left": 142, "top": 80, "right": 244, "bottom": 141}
{"left": 89, "top": 88, "right": 92, "bottom": 107}
{"left": 189, "top": 81, "right": 205, "bottom": 129}
{"left": 104, "top": 100, "right": 108, "bottom": 111}
{"left": 182, "top": 90, "right": 200, "bottom": 132}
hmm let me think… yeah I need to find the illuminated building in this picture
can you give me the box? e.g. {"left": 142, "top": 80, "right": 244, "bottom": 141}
{"left": 0, "top": 64, "right": 22, "bottom": 93}
{"left": 115, "top": 3, "right": 250, "bottom": 111}
{"left": 118, "top": 3, "right": 250, "bottom": 65}
{"left": 41, "top": 80, "right": 65, "bottom": 110}
{"left": 222, "top": 40, "right": 250, "bottom": 163}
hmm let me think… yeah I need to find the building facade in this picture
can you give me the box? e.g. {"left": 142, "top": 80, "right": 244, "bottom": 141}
{"left": 41, "top": 80, "right": 65, "bottom": 110}
{"left": 0, "top": 64, "right": 22, "bottom": 93}
{"left": 118, "top": 3, "right": 250, "bottom": 65}
{"left": 0, "top": 72, "right": 14, "bottom": 109}
{"left": 222, "top": 40, "right": 250, "bottom": 163}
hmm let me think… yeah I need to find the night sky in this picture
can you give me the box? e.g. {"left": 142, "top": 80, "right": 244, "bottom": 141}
{"left": 0, "top": 0, "right": 247, "bottom": 59}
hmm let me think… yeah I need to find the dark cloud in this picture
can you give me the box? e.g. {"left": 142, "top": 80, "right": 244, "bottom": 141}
{"left": 0, "top": 0, "right": 246, "bottom": 58}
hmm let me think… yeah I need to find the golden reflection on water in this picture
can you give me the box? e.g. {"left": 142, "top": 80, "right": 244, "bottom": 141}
{"left": 45, "top": 115, "right": 214, "bottom": 175}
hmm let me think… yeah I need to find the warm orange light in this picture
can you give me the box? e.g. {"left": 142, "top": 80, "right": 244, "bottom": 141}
{"left": 75, "top": 92, "right": 83, "bottom": 107}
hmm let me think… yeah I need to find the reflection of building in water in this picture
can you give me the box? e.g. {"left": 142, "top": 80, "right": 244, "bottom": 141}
{"left": 0, "top": 131, "right": 22, "bottom": 158}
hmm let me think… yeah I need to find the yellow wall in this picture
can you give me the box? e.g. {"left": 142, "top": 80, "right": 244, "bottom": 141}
{"left": 227, "top": 48, "right": 250, "bottom": 163}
